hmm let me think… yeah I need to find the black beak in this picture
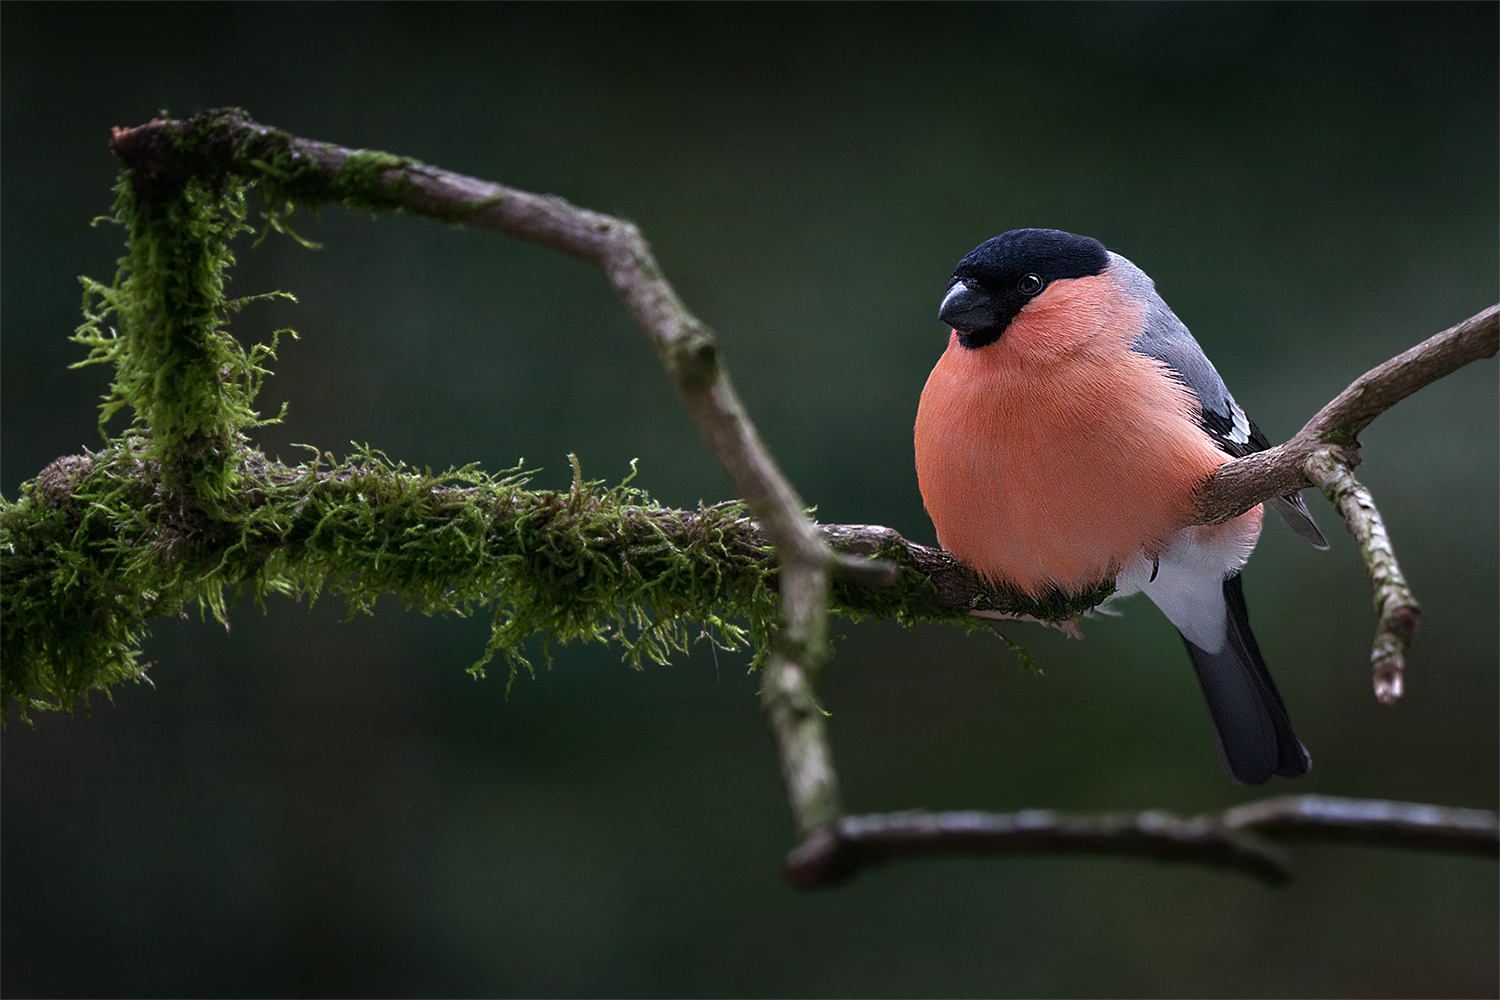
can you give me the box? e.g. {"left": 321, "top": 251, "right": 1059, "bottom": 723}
{"left": 939, "top": 280, "right": 995, "bottom": 332}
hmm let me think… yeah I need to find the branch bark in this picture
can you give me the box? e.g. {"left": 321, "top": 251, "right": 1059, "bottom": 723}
{"left": 784, "top": 795, "right": 1500, "bottom": 889}
{"left": 1193, "top": 305, "right": 1499, "bottom": 525}
{"left": 1302, "top": 450, "right": 1419, "bottom": 703}
{"left": 1193, "top": 305, "right": 1498, "bottom": 700}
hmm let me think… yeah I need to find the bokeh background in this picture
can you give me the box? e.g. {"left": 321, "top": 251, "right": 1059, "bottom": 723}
{"left": 3, "top": 3, "right": 1496, "bottom": 996}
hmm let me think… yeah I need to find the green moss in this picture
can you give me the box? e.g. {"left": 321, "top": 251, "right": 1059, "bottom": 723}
{"left": 3, "top": 107, "right": 1092, "bottom": 720}
{"left": 1, "top": 447, "right": 782, "bottom": 717}
{"left": 70, "top": 171, "right": 283, "bottom": 499}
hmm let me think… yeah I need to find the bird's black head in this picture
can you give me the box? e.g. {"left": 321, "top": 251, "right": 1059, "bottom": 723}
{"left": 940, "top": 229, "right": 1110, "bottom": 349}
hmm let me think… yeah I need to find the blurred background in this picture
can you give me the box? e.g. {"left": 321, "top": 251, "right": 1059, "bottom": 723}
{"left": 3, "top": 3, "right": 1496, "bottom": 996}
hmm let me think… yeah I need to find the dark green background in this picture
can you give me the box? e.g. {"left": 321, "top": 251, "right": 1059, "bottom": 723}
{"left": 3, "top": 3, "right": 1496, "bottom": 996}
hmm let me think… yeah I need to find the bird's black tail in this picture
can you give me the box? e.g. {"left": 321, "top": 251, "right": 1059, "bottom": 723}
{"left": 1181, "top": 573, "right": 1310, "bottom": 785}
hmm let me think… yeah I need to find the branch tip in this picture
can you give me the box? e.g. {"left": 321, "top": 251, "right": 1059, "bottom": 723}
{"left": 1303, "top": 447, "right": 1421, "bottom": 703}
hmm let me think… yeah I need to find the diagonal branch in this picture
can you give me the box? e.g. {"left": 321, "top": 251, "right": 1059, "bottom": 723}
{"left": 1194, "top": 305, "right": 1499, "bottom": 526}
{"left": 1191, "top": 305, "right": 1497, "bottom": 701}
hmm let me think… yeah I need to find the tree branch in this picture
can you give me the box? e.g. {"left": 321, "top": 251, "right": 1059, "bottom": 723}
{"left": 1193, "top": 305, "right": 1499, "bottom": 526}
{"left": 784, "top": 795, "right": 1499, "bottom": 889}
{"left": 1302, "top": 450, "right": 1419, "bottom": 703}
{"left": 109, "top": 110, "right": 873, "bottom": 835}
{"left": 5, "top": 111, "right": 1494, "bottom": 885}
{"left": 1190, "top": 305, "right": 1498, "bottom": 701}
{"left": 1220, "top": 794, "right": 1499, "bottom": 853}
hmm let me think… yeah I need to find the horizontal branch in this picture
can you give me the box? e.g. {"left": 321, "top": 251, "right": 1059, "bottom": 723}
{"left": 5, "top": 448, "right": 1093, "bottom": 673}
{"left": 1221, "top": 794, "right": 1499, "bottom": 853}
{"left": 784, "top": 795, "right": 1499, "bottom": 889}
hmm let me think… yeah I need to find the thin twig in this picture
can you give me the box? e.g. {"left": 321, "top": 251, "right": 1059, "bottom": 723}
{"left": 1221, "top": 794, "right": 1498, "bottom": 853}
{"left": 1302, "top": 449, "right": 1419, "bottom": 703}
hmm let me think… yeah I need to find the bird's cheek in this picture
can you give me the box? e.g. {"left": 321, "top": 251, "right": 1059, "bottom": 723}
{"left": 1005, "top": 277, "right": 1141, "bottom": 360}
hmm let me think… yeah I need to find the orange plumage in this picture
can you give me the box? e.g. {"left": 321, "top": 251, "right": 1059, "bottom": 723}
{"left": 915, "top": 271, "right": 1234, "bottom": 595}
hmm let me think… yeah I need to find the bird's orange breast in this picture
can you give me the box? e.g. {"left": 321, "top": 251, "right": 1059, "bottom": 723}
{"left": 914, "top": 274, "right": 1230, "bottom": 595}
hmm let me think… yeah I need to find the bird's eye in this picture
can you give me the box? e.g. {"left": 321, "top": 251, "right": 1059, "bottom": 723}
{"left": 1018, "top": 273, "right": 1044, "bottom": 296}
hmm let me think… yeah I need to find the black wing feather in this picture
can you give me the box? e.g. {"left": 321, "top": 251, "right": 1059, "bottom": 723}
{"left": 1181, "top": 573, "right": 1312, "bottom": 784}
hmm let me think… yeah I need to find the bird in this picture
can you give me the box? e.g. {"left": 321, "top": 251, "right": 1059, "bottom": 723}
{"left": 914, "top": 228, "right": 1326, "bottom": 785}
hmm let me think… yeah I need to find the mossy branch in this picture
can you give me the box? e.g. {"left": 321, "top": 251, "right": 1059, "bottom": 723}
{"left": 1, "top": 443, "right": 1095, "bottom": 716}
{"left": 88, "top": 107, "right": 867, "bottom": 833}
{"left": 3, "top": 110, "right": 1495, "bottom": 882}
{"left": 87, "top": 107, "right": 1078, "bottom": 836}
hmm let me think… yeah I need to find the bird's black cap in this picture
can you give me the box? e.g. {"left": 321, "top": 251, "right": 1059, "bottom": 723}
{"left": 941, "top": 229, "right": 1110, "bottom": 348}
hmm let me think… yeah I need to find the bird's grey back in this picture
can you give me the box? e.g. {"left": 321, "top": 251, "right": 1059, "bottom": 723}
{"left": 1108, "top": 252, "right": 1248, "bottom": 444}
{"left": 1108, "top": 251, "right": 1327, "bottom": 548}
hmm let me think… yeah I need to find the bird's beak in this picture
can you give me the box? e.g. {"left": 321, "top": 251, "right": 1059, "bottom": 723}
{"left": 939, "top": 280, "right": 994, "bottom": 333}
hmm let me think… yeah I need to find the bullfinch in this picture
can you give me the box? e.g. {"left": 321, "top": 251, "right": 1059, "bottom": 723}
{"left": 914, "top": 229, "right": 1326, "bottom": 785}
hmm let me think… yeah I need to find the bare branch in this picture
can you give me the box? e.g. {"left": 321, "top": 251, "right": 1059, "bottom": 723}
{"left": 1300, "top": 305, "right": 1500, "bottom": 443}
{"left": 784, "top": 795, "right": 1499, "bottom": 890}
{"left": 1303, "top": 449, "right": 1420, "bottom": 703}
{"left": 1187, "top": 305, "right": 1497, "bottom": 702}
{"left": 1221, "top": 795, "right": 1499, "bottom": 853}
{"left": 1194, "top": 304, "right": 1499, "bottom": 526}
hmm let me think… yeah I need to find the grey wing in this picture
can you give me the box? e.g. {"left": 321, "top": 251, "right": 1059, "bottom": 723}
{"left": 1118, "top": 258, "right": 1328, "bottom": 549}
